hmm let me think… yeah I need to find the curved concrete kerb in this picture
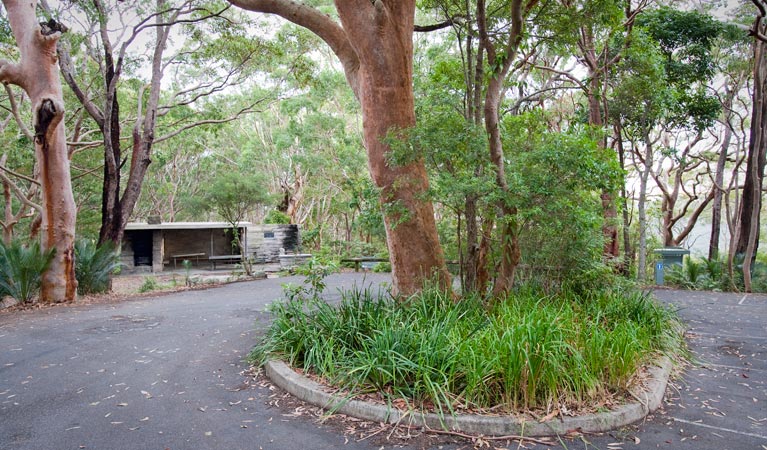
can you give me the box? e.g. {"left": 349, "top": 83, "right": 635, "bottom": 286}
{"left": 264, "top": 356, "right": 673, "bottom": 437}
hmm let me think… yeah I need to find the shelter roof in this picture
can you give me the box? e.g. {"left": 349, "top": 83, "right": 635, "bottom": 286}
{"left": 125, "top": 222, "right": 252, "bottom": 231}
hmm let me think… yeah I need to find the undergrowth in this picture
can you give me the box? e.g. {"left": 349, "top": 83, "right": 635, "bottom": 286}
{"left": 250, "top": 285, "right": 682, "bottom": 415}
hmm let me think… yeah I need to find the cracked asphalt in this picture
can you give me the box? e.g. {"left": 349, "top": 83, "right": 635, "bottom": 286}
{"left": 0, "top": 275, "right": 765, "bottom": 450}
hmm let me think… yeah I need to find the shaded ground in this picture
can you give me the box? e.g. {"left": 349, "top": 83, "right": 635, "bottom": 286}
{"left": 0, "top": 277, "right": 765, "bottom": 450}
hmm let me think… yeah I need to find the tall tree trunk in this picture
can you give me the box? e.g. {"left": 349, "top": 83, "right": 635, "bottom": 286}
{"left": 57, "top": 0, "right": 173, "bottom": 246}
{"left": 476, "top": 0, "right": 532, "bottom": 296}
{"left": 709, "top": 91, "right": 733, "bottom": 260}
{"left": 738, "top": 32, "right": 767, "bottom": 291}
{"left": 585, "top": 59, "right": 620, "bottom": 261}
{"left": 230, "top": 0, "right": 451, "bottom": 296}
{"left": 0, "top": 0, "right": 78, "bottom": 302}
{"left": 463, "top": 194, "right": 479, "bottom": 293}
{"left": 615, "top": 123, "right": 633, "bottom": 273}
{"left": 636, "top": 134, "right": 654, "bottom": 282}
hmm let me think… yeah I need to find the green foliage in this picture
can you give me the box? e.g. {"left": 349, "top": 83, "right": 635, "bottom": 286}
{"left": 0, "top": 241, "right": 55, "bottom": 304}
{"left": 264, "top": 209, "right": 291, "bottom": 224}
{"left": 282, "top": 256, "right": 338, "bottom": 301}
{"left": 75, "top": 239, "right": 121, "bottom": 295}
{"left": 665, "top": 256, "right": 767, "bottom": 293}
{"left": 502, "top": 113, "right": 622, "bottom": 277}
{"left": 202, "top": 171, "right": 271, "bottom": 225}
{"left": 252, "top": 285, "right": 682, "bottom": 413}
{"left": 612, "top": 7, "right": 726, "bottom": 132}
{"left": 372, "top": 261, "right": 392, "bottom": 273}
{"left": 138, "top": 277, "right": 159, "bottom": 293}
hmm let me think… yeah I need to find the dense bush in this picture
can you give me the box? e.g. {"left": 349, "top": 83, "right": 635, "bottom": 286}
{"left": 75, "top": 239, "right": 121, "bottom": 295}
{"left": 252, "top": 285, "right": 682, "bottom": 414}
{"left": 666, "top": 256, "right": 767, "bottom": 293}
{"left": 264, "top": 209, "right": 291, "bottom": 224}
{"left": 0, "top": 241, "right": 55, "bottom": 303}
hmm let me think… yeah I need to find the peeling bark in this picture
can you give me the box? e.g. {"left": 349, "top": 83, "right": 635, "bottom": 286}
{"left": 0, "top": 0, "right": 77, "bottom": 302}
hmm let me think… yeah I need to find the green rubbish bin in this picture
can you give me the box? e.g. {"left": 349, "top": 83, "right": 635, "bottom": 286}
{"left": 653, "top": 247, "right": 690, "bottom": 285}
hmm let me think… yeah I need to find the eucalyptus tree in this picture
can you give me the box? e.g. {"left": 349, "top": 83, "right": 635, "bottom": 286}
{"left": 651, "top": 132, "right": 717, "bottom": 247}
{"left": 475, "top": 0, "right": 543, "bottom": 295}
{"left": 44, "top": 0, "right": 264, "bottom": 246}
{"left": 610, "top": 7, "right": 727, "bottom": 279}
{"left": 0, "top": 0, "right": 77, "bottom": 302}
{"left": 228, "top": 0, "right": 452, "bottom": 296}
{"left": 543, "top": 0, "right": 650, "bottom": 265}
{"left": 609, "top": 31, "right": 672, "bottom": 281}
{"left": 707, "top": 26, "right": 751, "bottom": 260}
{"left": 736, "top": 0, "right": 767, "bottom": 291}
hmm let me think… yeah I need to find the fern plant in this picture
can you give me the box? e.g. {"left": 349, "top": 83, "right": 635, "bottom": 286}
{"left": 75, "top": 239, "right": 121, "bottom": 295}
{"left": 0, "top": 241, "right": 55, "bottom": 303}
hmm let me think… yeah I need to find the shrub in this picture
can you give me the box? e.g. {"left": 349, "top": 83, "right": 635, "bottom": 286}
{"left": 264, "top": 209, "right": 291, "bottom": 224}
{"left": 372, "top": 261, "right": 392, "bottom": 273}
{"left": 138, "top": 277, "right": 159, "bottom": 293}
{"left": 75, "top": 239, "right": 121, "bottom": 295}
{"left": 0, "top": 241, "right": 55, "bottom": 303}
{"left": 252, "top": 284, "right": 682, "bottom": 414}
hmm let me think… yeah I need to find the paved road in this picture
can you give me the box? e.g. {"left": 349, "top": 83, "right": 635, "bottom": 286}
{"left": 1, "top": 277, "right": 765, "bottom": 450}
{"left": 586, "top": 290, "right": 767, "bottom": 450}
{"left": 0, "top": 273, "right": 391, "bottom": 450}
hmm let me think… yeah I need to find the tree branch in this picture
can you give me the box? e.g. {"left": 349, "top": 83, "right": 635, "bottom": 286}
{"left": 3, "top": 84, "right": 33, "bottom": 139}
{"left": 229, "top": 0, "right": 360, "bottom": 95}
{"left": 154, "top": 101, "right": 267, "bottom": 144}
{"left": 414, "top": 16, "right": 464, "bottom": 32}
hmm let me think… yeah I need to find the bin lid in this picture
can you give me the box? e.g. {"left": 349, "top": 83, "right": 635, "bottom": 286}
{"left": 653, "top": 247, "right": 690, "bottom": 256}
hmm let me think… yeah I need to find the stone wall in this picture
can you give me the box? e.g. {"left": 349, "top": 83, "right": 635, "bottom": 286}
{"left": 246, "top": 224, "right": 301, "bottom": 262}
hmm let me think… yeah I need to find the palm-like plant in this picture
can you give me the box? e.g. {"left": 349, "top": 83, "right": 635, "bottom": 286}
{"left": 75, "top": 239, "right": 121, "bottom": 295}
{"left": 0, "top": 241, "right": 55, "bottom": 303}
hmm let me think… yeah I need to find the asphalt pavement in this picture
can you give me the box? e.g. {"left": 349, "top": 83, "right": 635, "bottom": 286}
{"left": 0, "top": 275, "right": 765, "bottom": 450}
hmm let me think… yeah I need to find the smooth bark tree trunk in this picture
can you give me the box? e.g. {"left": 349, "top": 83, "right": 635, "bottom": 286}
{"left": 0, "top": 0, "right": 78, "bottom": 302}
{"left": 710, "top": 88, "right": 734, "bottom": 260}
{"left": 586, "top": 65, "right": 620, "bottom": 261}
{"left": 636, "top": 134, "right": 654, "bottom": 282}
{"left": 230, "top": 0, "right": 451, "bottom": 296}
{"left": 463, "top": 194, "right": 479, "bottom": 293}
{"left": 615, "top": 124, "right": 633, "bottom": 273}
{"left": 738, "top": 34, "right": 767, "bottom": 291}
{"left": 476, "top": 0, "right": 532, "bottom": 296}
{"left": 56, "top": 0, "right": 173, "bottom": 246}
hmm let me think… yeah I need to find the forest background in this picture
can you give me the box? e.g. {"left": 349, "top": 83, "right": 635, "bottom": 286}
{"left": 1, "top": 0, "right": 766, "bottom": 302}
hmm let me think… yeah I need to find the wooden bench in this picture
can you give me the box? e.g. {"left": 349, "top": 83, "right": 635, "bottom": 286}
{"left": 341, "top": 257, "right": 388, "bottom": 272}
{"left": 170, "top": 252, "right": 206, "bottom": 269}
{"left": 208, "top": 254, "right": 242, "bottom": 270}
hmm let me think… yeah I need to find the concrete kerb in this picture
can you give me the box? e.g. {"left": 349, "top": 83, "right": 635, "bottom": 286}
{"left": 265, "top": 356, "right": 673, "bottom": 437}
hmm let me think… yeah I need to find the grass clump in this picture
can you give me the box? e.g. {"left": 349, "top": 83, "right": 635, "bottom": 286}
{"left": 251, "top": 285, "right": 682, "bottom": 415}
{"left": 138, "top": 277, "right": 159, "bottom": 293}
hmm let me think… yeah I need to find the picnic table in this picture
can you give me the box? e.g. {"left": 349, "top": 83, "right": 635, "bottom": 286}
{"left": 170, "top": 252, "right": 206, "bottom": 269}
{"left": 341, "top": 256, "right": 388, "bottom": 272}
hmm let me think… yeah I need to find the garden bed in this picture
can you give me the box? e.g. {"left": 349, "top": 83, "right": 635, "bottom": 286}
{"left": 251, "top": 286, "right": 684, "bottom": 423}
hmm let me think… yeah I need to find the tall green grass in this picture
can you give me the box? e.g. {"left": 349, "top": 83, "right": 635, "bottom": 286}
{"left": 252, "top": 286, "right": 682, "bottom": 414}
